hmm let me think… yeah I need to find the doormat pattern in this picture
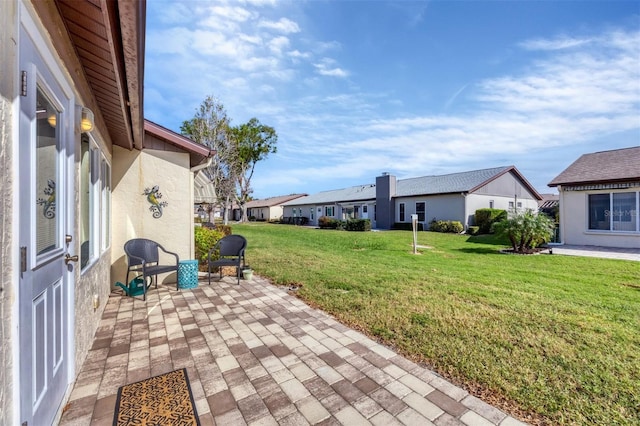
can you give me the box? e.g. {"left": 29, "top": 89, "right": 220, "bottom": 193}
{"left": 113, "top": 368, "right": 200, "bottom": 425}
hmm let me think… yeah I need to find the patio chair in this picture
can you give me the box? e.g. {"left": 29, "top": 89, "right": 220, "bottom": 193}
{"left": 208, "top": 235, "right": 247, "bottom": 285}
{"left": 124, "top": 238, "right": 179, "bottom": 300}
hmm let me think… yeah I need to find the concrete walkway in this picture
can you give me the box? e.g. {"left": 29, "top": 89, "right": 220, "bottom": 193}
{"left": 550, "top": 245, "right": 640, "bottom": 262}
{"left": 59, "top": 276, "right": 527, "bottom": 426}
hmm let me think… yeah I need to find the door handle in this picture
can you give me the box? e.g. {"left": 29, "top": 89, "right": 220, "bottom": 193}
{"left": 64, "top": 254, "right": 79, "bottom": 265}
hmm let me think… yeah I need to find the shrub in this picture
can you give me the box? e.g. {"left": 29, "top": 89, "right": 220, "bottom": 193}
{"left": 467, "top": 226, "right": 480, "bottom": 235}
{"left": 428, "top": 219, "right": 464, "bottom": 233}
{"left": 215, "top": 224, "right": 232, "bottom": 236}
{"left": 493, "top": 209, "right": 555, "bottom": 253}
{"left": 318, "top": 216, "right": 340, "bottom": 229}
{"left": 194, "top": 226, "right": 225, "bottom": 269}
{"left": 475, "top": 208, "right": 507, "bottom": 234}
{"left": 392, "top": 222, "right": 424, "bottom": 231}
{"left": 345, "top": 219, "right": 371, "bottom": 232}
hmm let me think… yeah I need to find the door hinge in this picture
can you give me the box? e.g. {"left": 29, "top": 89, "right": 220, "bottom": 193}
{"left": 21, "top": 71, "right": 27, "bottom": 97}
{"left": 20, "top": 246, "right": 27, "bottom": 274}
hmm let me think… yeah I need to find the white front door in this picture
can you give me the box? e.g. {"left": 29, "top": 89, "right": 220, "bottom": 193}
{"left": 19, "top": 22, "right": 75, "bottom": 426}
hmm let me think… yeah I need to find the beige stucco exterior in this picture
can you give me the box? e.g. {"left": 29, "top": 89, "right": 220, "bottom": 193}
{"left": 0, "top": 2, "right": 110, "bottom": 422}
{"left": 557, "top": 186, "right": 640, "bottom": 249}
{"left": 111, "top": 145, "right": 196, "bottom": 287}
{"left": 0, "top": 2, "right": 205, "bottom": 424}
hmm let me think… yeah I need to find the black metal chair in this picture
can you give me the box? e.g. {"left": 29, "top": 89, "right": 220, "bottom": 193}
{"left": 208, "top": 235, "right": 247, "bottom": 285}
{"left": 124, "top": 238, "right": 179, "bottom": 300}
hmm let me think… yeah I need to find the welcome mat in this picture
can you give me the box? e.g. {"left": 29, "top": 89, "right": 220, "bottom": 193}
{"left": 113, "top": 368, "right": 200, "bottom": 425}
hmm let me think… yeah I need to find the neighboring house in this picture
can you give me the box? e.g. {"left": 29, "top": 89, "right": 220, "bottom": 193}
{"left": 538, "top": 193, "right": 559, "bottom": 217}
{"left": 246, "top": 194, "right": 307, "bottom": 221}
{"left": 283, "top": 166, "right": 541, "bottom": 229}
{"left": 283, "top": 185, "right": 377, "bottom": 227}
{"left": 548, "top": 146, "right": 640, "bottom": 249}
{"left": 0, "top": 2, "right": 212, "bottom": 425}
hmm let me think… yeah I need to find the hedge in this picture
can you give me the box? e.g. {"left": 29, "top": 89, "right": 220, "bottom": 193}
{"left": 475, "top": 208, "right": 507, "bottom": 234}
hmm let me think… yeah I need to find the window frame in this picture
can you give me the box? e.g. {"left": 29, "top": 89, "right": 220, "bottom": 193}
{"left": 80, "top": 134, "right": 111, "bottom": 272}
{"left": 399, "top": 203, "right": 405, "bottom": 222}
{"left": 416, "top": 202, "right": 426, "bottom": 222}
{"left": 587, "top": 190, "right": 639, "bottom": 233}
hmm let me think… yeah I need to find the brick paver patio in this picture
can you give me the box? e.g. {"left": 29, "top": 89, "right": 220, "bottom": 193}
{"left": 59, "top": 275, "right": 527, "bottom": 425}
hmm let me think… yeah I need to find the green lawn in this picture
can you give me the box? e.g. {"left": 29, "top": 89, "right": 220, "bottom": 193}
{"left": 231, "top": 223, "right": 640, "bottom": 425}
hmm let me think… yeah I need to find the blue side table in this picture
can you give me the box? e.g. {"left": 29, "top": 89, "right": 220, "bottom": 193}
{"left": 178, "top": 260, "right": 199, "bottom": 289}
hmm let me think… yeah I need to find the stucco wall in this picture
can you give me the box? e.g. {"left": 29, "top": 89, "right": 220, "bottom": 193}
{"left": 395, "top": 194, "right": 466, "bottom": 227}
{"left": 73, "top": 254, "right": 111, "bottom": 368}
{"left": 0, "top": 0, "right": 17, "bottom": 421}
{"left": 474, "top": 171, "right": 539, "bottom": 200}
{"left": 465, "top": 194, "right": 539, "bottom": 225}
{"left": 111, "top": 146, "right": 195, "bottom": 287}
{"left": 559, "top": 188, "right": 640, "bottom": 248}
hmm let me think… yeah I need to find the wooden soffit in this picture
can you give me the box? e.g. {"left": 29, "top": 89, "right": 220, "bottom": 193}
{"left": 34, "top": 0, "right": 145, "bottom": 150}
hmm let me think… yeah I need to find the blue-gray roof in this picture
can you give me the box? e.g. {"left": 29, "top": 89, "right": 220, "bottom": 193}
{"left": 283, "top": 166, "right": 514, "bottom": 206}
{"left": 396, "top": 166, "right": 511, "bottom": 196}
{"left": 283, "top": 184, "right": 376, "bottom": 206}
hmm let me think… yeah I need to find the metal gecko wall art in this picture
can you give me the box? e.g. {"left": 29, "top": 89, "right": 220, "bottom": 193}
{"left": 143, "top": 185, "right": 168, "bottom": 218}
{"left": 36, "top": 179, "right": 56, "bottom": 218}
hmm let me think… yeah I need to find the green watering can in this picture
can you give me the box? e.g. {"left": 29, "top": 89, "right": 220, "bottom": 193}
{"left": 115, "top": 276, "right": 150, "bottom": 297}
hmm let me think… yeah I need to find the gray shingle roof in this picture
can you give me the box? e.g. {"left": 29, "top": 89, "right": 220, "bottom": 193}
{"left": 396, "top": 166, "right": 511, "bottom": 196}
{"left": 283, "top": 166, "right": 526, "bottom": 206}
{"left": 283, "top": 184, "right": 376, "bottom": 206}
{"left": 548, "top": 146, "right": 640, "bottom": 186}
{"left": 246, "top": 194, "right": 307, "bottom": 208}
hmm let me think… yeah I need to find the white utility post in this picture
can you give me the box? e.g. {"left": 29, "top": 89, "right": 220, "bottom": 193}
{"left": 411, "top": 214, "right": 418, "bottom": 254}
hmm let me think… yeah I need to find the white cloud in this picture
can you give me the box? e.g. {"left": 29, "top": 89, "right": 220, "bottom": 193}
{"left": 258, "top": 17, "right": 301, "bottom": 34}
{"left": 520, "top": 36, "right": 592, "bottom": 51}
{"left": 313, "top": 58, "right": 349, "bottom": 77}
{"left": 268, "top": 36, "right": 291, "bottom": 55}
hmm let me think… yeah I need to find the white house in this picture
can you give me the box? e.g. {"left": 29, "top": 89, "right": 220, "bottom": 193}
{"left": 283, "top": 166, "right": 541, "bottom": 230}
{"left": 283, "top": 185, "right": 377, "bottom": 227}
{"left": 548, "top": 146, "right": 640, "bottom": 249}
{"left": 246, "top": 194, "right": 307, "bottom": 222}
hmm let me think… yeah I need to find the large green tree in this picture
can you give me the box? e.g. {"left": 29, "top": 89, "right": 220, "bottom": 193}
{"left": 229, "top": 118, "right": 277, "bottom": 222}
{"left": 181, "top": 96, "right": 236, "bottom": 224}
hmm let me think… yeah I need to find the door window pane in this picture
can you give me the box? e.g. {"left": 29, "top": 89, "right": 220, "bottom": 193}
{"left": 588, "top": 194, "right": 610, "bottom": 230}
{"left": 35, "top": 88, "right": 59, "bottom": 255}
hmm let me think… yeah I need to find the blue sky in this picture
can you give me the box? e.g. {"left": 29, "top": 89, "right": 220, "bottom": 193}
{"left": 145, "top": 0, "right": 640, "bottom": 199}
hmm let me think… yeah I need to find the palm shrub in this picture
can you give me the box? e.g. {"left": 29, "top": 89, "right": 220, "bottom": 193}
{"left": 493, "top": 209, "right": 555, "bottom": 253}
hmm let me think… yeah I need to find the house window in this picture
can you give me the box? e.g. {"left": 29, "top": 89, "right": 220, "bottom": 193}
{"left": 310, "top": 208, "right": 314, "bottom": 221}
{"left": 508, "top": 201, "right": 514, "bottom": 210}
{"left": 324, "top": 206, "right": 334, "bottom": 217}
{"left": 80, "top": 134, "right": 111, "bottom": 270}
{"left": 589, "top": 191, "right": 639, "bottom": 232}
{"left": 517, "top": 202, "right": 522, "bottom": 209}
{"left": 362, "top": 205, "right": 368, "bottom": 213}
{"left": 399, "top": 203, "right": 405, "bottom": 221}
{"left": 416, "top": 202, "right": 425, "bottom": 222}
